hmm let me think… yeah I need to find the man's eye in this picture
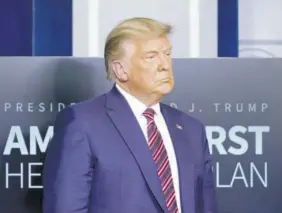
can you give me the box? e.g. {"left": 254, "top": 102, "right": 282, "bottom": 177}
{"left": 146, "top": 55, "right": 156, "bottom": 59}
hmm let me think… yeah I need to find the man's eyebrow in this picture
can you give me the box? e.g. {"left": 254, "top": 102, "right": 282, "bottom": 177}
{"left": 161, "top": 47, "right": 172, "bottom": 52}
{"left": 165, "top": 47, "right": 172, "bottom": 51}
{"left": 144, "top": 47, "right": 172, "bottom": 54}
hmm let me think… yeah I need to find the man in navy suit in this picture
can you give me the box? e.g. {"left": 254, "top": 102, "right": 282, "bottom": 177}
{"left": 43, "top": 17, "right": 217, "bottom": 213}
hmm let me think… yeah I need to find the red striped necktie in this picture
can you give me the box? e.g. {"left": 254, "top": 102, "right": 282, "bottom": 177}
{"left": 143, "top": 108, "right": 179, "bottom": 213}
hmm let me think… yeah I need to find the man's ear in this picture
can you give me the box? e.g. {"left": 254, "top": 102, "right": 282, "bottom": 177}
{"left": 111, "top": 60, "right": 129, "bottom": 82}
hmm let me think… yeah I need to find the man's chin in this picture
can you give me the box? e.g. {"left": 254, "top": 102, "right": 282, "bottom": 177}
{"left": 159, "top": 83, "right": 174, "bottom": 95}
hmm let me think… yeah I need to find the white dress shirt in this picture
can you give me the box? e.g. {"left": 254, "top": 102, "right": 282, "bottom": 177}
{"left": 116, "top": 84, "right": 182, "bottom": 212}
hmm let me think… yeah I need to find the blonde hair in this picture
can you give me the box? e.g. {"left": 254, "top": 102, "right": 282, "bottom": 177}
{"left": 104, "top": 17, "right": 172, "bottom": 80}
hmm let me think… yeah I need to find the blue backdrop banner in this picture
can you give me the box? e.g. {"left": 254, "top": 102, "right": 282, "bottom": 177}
{"left": 0, "top": 58, "right": 281, "bottom": 213}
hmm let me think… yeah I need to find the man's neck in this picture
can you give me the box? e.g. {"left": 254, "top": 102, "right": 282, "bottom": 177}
{"left": 115, "top": 83, "right": 161, "bottom": 107}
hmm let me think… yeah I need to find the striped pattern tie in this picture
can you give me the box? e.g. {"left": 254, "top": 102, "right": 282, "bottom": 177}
{"left": 143, "top": 108, "right": 179, "bottom": 213}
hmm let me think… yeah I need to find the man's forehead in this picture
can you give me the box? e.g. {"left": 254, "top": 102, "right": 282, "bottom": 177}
{"left": 121, "top": 37, "right": 172, "bottom": 55}
{"left": 136, "top": 37, "right": 172, "bottom": 52}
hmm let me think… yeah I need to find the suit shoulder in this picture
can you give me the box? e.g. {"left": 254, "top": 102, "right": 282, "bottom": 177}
{"left": 57, "top": 93, "right": 107, "bottom": 121}
{"left": 72, "top": 94, "right": 106, "bottom": 113}
{"left": 161, "top": 103, "right": 204, "bottom": 128}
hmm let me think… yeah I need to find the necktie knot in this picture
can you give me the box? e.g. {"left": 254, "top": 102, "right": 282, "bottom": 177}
{"left": 142, "top": 108, "right": 155, "bottom": 121}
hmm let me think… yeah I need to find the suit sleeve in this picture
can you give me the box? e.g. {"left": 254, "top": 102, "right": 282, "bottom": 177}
{"left": 202, "top": 124, "right": 218, "bottom": 213}
{"left": 42, "top": 107, "right": 94, "bottom": 213}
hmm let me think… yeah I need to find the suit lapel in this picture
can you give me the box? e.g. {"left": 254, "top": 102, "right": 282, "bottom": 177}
{"left": 105, "top": 86, "right": 168, "bottom": 212}
{"left": 161, "top": 104, "right": 196, "bottom": 213}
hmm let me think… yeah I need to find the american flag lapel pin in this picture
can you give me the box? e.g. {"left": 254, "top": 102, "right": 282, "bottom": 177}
{"left": 176, "top": 124, "right": 183, "bottom": 130}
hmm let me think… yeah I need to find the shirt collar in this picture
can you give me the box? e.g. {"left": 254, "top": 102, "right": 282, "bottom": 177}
{"left": 115, "top": 84, "right": 161, "bottom": 117}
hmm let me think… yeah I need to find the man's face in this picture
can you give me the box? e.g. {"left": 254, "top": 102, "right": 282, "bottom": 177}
{"left": 124, "top": 36, "right": 174, "bottom": 99}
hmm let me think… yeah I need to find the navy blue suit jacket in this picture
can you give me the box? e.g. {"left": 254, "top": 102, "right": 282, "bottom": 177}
{"left": 43, "top": 85, "right": 217, "bottom": 213}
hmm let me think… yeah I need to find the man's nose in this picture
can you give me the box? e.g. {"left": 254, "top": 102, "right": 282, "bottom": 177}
{"left": 158, "top": 54, "right": 170, "bottom": 71}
